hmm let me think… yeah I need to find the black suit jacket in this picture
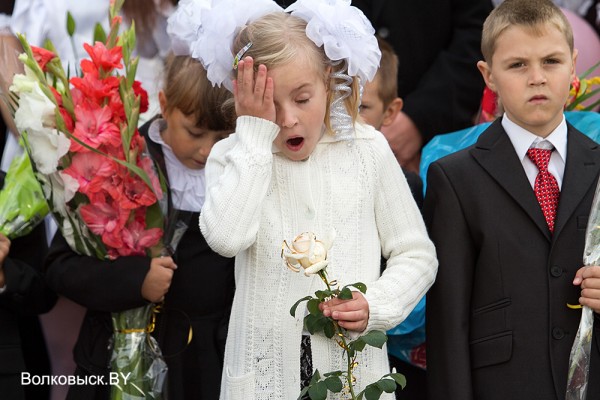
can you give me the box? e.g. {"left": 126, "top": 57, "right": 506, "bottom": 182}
{"left": 424, "top": 119, "right": 600, "bottom": 400}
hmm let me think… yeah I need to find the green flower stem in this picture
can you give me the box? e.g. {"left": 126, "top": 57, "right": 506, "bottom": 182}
{"left": 317, "top": 270, "right": 357, "bottom": 399}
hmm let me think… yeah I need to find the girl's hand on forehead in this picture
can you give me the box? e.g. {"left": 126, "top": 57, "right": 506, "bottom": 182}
{"left": 233, "top": 56, "right": 276, "bottom": 123}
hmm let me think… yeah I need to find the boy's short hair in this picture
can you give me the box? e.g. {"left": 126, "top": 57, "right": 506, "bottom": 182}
{"left": 375, "top": 35, "right": 399, "bottom": 108}
{"left": 481, "top": 0, "right": 574, "bottom": 64}
{"left": 162, "top": 55, "right": 235, "bottom": 131}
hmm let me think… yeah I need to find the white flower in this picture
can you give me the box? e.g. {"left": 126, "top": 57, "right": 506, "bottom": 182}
{"left": 282, "top": 229, "right": 335, "bottom": 276}
{"left": 38, "top": 171, "right": 79, "bottom": 218}
{"left": 25, "top": 128, "right": 71, "bottom": 174}
{"left": 12, "top": 74, "right": 56, "bottom": 133}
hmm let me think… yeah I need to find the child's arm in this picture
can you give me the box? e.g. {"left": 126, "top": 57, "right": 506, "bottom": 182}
{"left": 423, "top": 160, "right": 477, "bottom": 399}
{"left": 45, "top": 232, "right": 175, "bottom": 312}
{"left": 0, "top": 230, "right": 57, "bottom": 315}
{"left": 200, "top": 57, "right": 279, "bottom": 257}
{"left": 573, "top": 266, "right": 600, "bottom": 313}
{"left": 358, "top": 133, "right": 438, "bottom": 334}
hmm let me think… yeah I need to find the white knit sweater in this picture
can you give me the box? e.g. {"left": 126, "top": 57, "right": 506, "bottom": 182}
{"left": 200, "top": 116, "right": 438, "bottom": 400}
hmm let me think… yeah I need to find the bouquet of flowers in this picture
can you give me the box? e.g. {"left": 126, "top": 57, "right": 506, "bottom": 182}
{"left": 5, "top": 0, "right": 168, "bottom": 398}
{"left": 565, "top": 178, "right": 600, "bottom": 400}
{"left": 565, "top": 61, "right": 600, "bottom": 112}
{"left": 282, "top": 231, "right": 405, "bottom": 400}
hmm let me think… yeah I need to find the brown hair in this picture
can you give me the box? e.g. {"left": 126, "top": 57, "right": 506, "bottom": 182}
{"left": 374, "top": 36, "right": 399, "bottom": 108}
{"left": 231, "top": 12, "right": 361, "bottom": 135}
{"left": 122, "top": 0, "right": 177, "bottom": 49}
{"left": 481, "top": 0, "right": 574, "bottom": 64}
{"left": 162, "top": 55, "right": 235, "bottom": 131}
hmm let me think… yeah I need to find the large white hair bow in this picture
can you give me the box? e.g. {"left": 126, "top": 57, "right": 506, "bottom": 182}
{"left": 286, "top": 0, "right": 381, "bottom": 83}
{"left": 193, "top": 0, "right": 283, "bottom": 91}
{"left": 166, "top": 0, "right": 212, "bottom": 56}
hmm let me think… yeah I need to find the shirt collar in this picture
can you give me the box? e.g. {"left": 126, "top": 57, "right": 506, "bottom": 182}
{"left": 502, "top": 113, "right": 568, "bottom": 163}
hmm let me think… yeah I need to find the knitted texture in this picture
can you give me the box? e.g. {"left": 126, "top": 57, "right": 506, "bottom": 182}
{"left": 200, "top": 116, "right": 438, "bottom": 400}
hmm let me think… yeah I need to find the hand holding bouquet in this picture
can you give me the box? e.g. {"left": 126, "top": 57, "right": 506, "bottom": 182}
{"left": 5, "top": 0, "right": 169, "bottom": 398}
{"left": 283, "top": 231, "right": 405, "bottom": 400}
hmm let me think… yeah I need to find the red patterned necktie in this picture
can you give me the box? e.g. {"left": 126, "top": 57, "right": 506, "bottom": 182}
{"left": 526, "top": 147, "right": 560, "bottom": 232}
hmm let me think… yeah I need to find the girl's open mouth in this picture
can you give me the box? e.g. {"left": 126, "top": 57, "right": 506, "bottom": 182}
{"left": 286, "top": 137, "right": 305, "bottom": 151}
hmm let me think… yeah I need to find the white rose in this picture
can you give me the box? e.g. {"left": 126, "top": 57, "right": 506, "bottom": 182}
{"left": 282, "top": 230, "right": 335, "bottom": 276}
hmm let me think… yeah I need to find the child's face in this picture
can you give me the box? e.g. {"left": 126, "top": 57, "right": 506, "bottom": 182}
{"left": 477, "top": 24, "right": 577, "bottom": 137}
{"left": 359, "top": 77, "right": 386, "bottom": 129}
{"left": 268, "top": 59, "right": 328, "bottom": 161}
{"left": 161, "top": 107, "right": 231, "bottom": 170}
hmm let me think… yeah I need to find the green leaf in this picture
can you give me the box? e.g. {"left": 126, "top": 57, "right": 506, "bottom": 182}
{"left": 305, "top": 314, "right": 328, "bottom": 334}
{"left": 290, "top": 295, "right": 312, "bottom": 317}
{"left": 315, "top": 289, "right": 334, "bottom": 300}
{"left": 93, "top": 22, "right": 107, "bottom": 44}
{"left": 361, "top": 330, "right": 388, "bottom": 349}
{"left": 66, "top": 11, "right": 76, "bottom": 37}
{"left": 349, "top": 338, "right": 366, "bottom": 352}
{"left": 310, "top": 369, "right": 322, "bottom": 384}
{"left": 323, "top": 320, "right": 336, "bottom": 338}
{"left": 348, "top": 282, "right": 367, "bottom": 293}
{"left": 376, "top": 378, "right": 396, "bottom": 393}
{"left": 297, "top": 386, "right": 310, "bottom": 400}
{"left": 307, "top": 381, "right": 328, "bottom": 400}
{"left": 387, "top": 373, "right": 406, "bottom": 389}
{"left": 324, "top": 376, "right": 343, "bottom": 393}
{"left": 338, "top": 287, "right": 353, "bottom": 300}
{"left": 363, "top": 383, "right": 384, "bottom": 400}
{"left": 323, "top": 370, "right": 343, "bottom": 377}
{"left": 307, "top": 298, "right": 322, "bottom": 315}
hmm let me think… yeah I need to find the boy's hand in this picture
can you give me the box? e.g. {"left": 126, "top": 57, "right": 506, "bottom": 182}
{"left": 320, "top": 291, "right": 370, "bottom": 332}
{"left": 573, "top": 266, "right": 600, "bottom": 313}
{"left": 233, "top": 56, "right": 276, "bottom": 123}
{"left": 0, "top": 233, "right": 10, "bottom": 288}
{"left": 141, "top": 256, "right": 177, "bottom": 303}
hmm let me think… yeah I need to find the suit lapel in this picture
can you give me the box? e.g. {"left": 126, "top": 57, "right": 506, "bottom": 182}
{"left": 553, "top": 125, "right": 600, "bottom": 239}
{"left": 470, "top": 120, "right": 552, "bottom": 240}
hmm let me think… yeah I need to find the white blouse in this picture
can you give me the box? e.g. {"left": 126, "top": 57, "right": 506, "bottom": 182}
{"left": 148, "top": 118, "right": 206, "bottom": 212}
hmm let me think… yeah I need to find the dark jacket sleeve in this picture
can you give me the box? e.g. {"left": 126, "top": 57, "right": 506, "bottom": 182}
{"left": 0, "top": 208, "right": 57, "bottom": 315}
{"left": 423, "top": 161, "right": 476, "bottom": 400}
{"left": 45, "top": 232, "right": 151, "bottom": 312}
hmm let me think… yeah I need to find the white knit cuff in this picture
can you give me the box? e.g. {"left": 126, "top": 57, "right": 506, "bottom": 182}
{"left": 236, "top": 115, "right": 279, "bottom": 153}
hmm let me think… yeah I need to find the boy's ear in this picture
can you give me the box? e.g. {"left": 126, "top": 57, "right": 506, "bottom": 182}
{"left": 571, "top": 48, "right": 579, "bottom": 79}
{"left": 381, "top": 97, "right": 403, "bottom": 128}
{"left": 477, "top": 60, "right": 496, "bottom": 92}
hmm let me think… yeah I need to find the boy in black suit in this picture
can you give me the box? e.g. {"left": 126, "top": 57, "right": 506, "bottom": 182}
{"left": 424, "top": 0, "right": 600, "bottom": 399}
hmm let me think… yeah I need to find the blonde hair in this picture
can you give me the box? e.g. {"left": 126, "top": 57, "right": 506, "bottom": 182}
{"left": 374, "top": 36, "right": 399, "bottom": 108}
{"left": 162, "top": 55, "right": 235, "bottom": 131}
{"left": 232, "top": 12, "right": 361, "bottom": 135}
{"left": 481, "top": 0, "right": 574, "bottom": 64}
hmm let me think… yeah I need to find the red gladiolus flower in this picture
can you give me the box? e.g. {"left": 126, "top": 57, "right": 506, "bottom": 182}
{"left": 119, "top": 174, "right": 158, "bottom": 209}
{"left": 83, "top": 42, "right": 123, "bottom": 72}
{"left": 31, "top": 45, "right": 56, "bottom": 71}
{"left": 72, "top": 103, "right": 122, "bottom": 151}
{"left": 132, "top": 81, "right": 149, "bottom": 114}
{"left": 116, "top": 219, "right": 163, "bottom": 257}
{"left": 79, "top": 200, "right": 130, "bottom": 248}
